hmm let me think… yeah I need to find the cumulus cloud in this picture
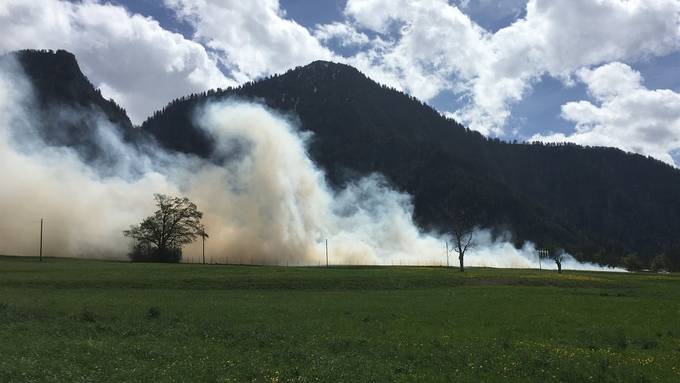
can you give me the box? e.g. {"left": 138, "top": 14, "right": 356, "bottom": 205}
{"left": 2, "top": 0, "right": 679, "bottom": 138}
{"left": 158, "top": 0, "right": 678, "bottom": 136}
{"left": 164, "top": 0, "right": 334, "bottom": 82}
{"left": 344, "top": 0, "right": 489, "bottom": 104}
{"left": 314, "top": 22, "right": 370, "bottom": 47}
{"left": 531, "top": 62, "right": 680, "bottom": 165}
{"left": 0, "top": 0, "right": 234, "bottom": 124}
{"left": 340, "top": 0, "right": 680, "bottom": 134}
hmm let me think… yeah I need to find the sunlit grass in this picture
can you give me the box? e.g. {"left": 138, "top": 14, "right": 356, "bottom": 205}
{"left": 0, "top": 256, "right": 678, "bottom": 382}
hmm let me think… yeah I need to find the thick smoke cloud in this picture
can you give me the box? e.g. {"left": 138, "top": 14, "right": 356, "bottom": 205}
{"left": 0, "top": 57, "right": 178, "bottom": 258}
{"left": 0, "top": 58, "right": 618, "bottom": 271}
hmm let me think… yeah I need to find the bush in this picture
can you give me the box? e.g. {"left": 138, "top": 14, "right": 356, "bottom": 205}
{"left": 650, "top": 254, "right": 671, "bottom": 272}
{"left": 156, "top": 247, "right": 182, "bottom": 263}
{"left": 128, "top": 242, "right": 182, "bottom": 263}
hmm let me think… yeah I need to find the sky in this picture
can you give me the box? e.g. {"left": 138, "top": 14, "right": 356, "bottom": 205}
{"left": 1, "top": 0, "right": 679, "bottom": 165}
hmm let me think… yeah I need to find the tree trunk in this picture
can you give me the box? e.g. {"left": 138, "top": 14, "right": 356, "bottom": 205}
{"left": 459, "top": 254, "right": 465, "bottom": 272}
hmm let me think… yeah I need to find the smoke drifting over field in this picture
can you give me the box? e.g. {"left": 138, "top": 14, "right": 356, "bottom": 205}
{"left": 0, "top": 59, "right": 617, "bottom": 270}
{"left": 0, "top": 57, "right": 178, "bottom": 258}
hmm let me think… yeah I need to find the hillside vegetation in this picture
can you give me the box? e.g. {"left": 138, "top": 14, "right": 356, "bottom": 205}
{"left": 141, "top": 61, "right": 680, "bottom": 269}
{"left": 7, "top": 50, "right": 680, "bottom": 269}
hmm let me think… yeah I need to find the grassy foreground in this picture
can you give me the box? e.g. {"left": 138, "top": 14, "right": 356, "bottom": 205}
{"left": 0, "top": 256, "right": 679, "bottom": 382}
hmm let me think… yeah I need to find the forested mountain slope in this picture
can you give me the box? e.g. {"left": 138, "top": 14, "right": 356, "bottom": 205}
{"left": 142, "top": 60, "right": 680, "bottom": 268}
{"left": 4, "top": 50, "right": 139, "bottom": 161}
{"left": 10, "top": 50, "right": 680, "bottom": 268}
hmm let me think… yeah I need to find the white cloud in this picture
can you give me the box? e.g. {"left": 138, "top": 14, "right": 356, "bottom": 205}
{"left": 164, "top": 0, "right": 334, "bottom": 82}
{"left": 0, "top": 0, "right": 234, "bottom": 124}
{"left": 344, "top": 0, "right": 413, "bottom": 33}
{"left": 343, "top": 0, "right": 490, "bottom": 105}
{"left": 2, "top": 0, "right": 679, "bottom": 138}
{"left": 531, "top": 62, "right": 680, "bottom": 165}
{"left": 314, "top": 22, "right": 370, "bottom": 47}
{"left": 342, "top": 0, "right": 680, "bottom": 134}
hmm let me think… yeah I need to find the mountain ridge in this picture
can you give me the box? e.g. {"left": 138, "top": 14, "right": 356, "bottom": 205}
{"left": 3, "top": 49, "right": 141, "bottom": 162}
{"left": 7, "top": 49, "right": 680, "bottom": 269}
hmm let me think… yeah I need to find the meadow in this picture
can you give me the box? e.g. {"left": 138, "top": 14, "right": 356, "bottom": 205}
{"left": 0, "top": 256, "right": 678, "bottom": 382}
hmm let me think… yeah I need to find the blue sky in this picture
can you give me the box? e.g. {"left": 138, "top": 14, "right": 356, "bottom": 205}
{"left": 2, "top": 0, "right": 679, "bottom": 165}
{"left": 114, "top": 0, "right": 679, "bottom": 141}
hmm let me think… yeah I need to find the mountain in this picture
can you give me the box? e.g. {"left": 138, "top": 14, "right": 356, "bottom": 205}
{"left": 141, "top": 60, "right": 680, "bottom": 269}
{"left": 9, "top": 50, "right": 680, "bottom": 269}
{"left": 3, "top": 49, "right": 139, "bottom": 162}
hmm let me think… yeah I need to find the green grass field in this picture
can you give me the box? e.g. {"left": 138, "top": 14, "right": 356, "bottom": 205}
{"left": 0, "top": 256, "right": 679, "bottom": 382}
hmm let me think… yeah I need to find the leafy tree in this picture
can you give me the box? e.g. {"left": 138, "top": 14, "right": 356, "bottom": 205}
{"left": 124, "top": 194, "right": 204, "bottom": 262}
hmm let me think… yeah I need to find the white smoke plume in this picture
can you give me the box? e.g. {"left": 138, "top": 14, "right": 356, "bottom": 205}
{"left": 0, "top": 57, "right": 619, "bottom": 271}
{"left": 0, "top": 57, "right": 179, "bottom": 258}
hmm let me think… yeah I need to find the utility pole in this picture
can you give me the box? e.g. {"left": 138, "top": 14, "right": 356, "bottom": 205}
{"left": 39, "top": 218, "right": 43, "bottom": 262}
{"left": 200, "top": 228, "right": 209, "bottom": 265}
{"left": 325, "top": 239, "right": 329, "bottom": 267}
{"left": 538, "top": 249, "right": 548, "bottom": 270}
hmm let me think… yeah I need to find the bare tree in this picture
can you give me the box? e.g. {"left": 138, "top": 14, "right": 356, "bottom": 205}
{"left": 451, "top": 216, "right": 474, "bottom": 272}
{"left": 443, "top": 195, "right": 476, "bottom": 272}
{"left": 553, "top": 250, "right": 565, "bottom": 274}
{"left": 124, "top": 194, "right": 204, "bottom": 262}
